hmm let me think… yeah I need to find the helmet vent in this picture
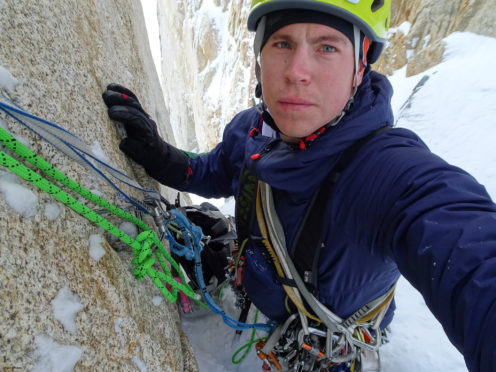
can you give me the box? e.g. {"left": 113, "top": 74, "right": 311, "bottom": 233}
{"left": 371, "top": 0, "right": 384, "bottom": 12}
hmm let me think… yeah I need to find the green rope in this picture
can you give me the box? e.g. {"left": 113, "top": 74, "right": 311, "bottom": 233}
{"left": 231, "top": 309, "right": 266, "bottom": 365}
{"left": 217, "top": 281, "right": 229, "bottom": 304}
{"left": 0, "top": 126, "right": 199, "bottom": 303}
{"left": 0, "top": 128, "right": 148, "bottom": 230}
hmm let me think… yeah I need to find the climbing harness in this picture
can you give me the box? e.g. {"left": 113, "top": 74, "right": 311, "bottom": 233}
{"left": 1, "top": 90, "right": 396, "bottom": 370}
{"left": 235, "top": 126, "right": 396, "bottom": 371}
{"left": 0, "top": 93, "right": 273, "bottom": 336}
{"left": 256, "top": 181, "right": 395, "bottom": 371}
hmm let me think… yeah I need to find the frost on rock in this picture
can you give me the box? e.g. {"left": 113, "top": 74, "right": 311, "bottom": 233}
{"left": 0, "top": 170, "right": 38, "bottom": 217}
{"left": 90, "top": 140, "right": 111, "bottom": 163}
{"left": 0, "top": 64, "right": 19, "bottom": 93}
{"left": 119, "top": 221, "right": 138, "bottom": 239}
{"left": 32, "top": 334, "right": 83, "bottom": 372}
{"left": 51, "top": 285, "right": 84, "bottom": 334}
{"left": 132, "top": 352, "right": 147, "bottom": 372}
{"left": 388, "top": 21, "right": 412, "bottom": 36}
{"left": 152, "top": 296, "right": 163, "bottom": 306}
{"left": 114, "top": 317, "right": 124, "bottom": 335}
{"left": 44, "top": 202, "right": 61, "bottom": 220}
{"left": 89, "top": 233, "right": 106, "bottom": 262}
{"left": 90, "top": 188, "right": 103, "bottom": 197}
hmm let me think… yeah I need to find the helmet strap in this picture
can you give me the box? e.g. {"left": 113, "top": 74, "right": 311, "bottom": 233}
{"left": 251, "top": 25, "right": 362, "bottom": 147}
{"left": 352, "top": 25, "right": 361, "bottom": 95}
{"left": 253, "top": 16, "right": 266, "bottom": 61}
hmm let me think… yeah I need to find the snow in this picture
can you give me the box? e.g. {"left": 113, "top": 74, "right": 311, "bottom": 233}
{"left": 88, "top": 233, "right": 106, "bottom": 262}
{"left": 423, "top": 34, "right": 432, "bottom": 48}
{"left": 381, "top": 277, "right": 466, "bottom": 371}
{"left": 152, "top": 296, "right": 163, "bottom": 306}
{"left": 0, "top": 23, "right": 493, "bottom": 372}
{"left": 119, "top": 221, "right": 138, "bottom": 239}
{"left": 388, "top": 21, "right": 412, "bottom": 37}
{"left": 181, "top": 31, "right": 496, "bottom": 372}
{"left": 140, "top": 0, "right": 162, "bottom": 83}
{"left": 51, "top": 285, "right": 84, "bottom": 334}
{"left": 132, "top": 348, "right": 148, "bottom": 372}
{"left": 90, "top": 140, "right": 110, "bottom": 163}
{"left": 114, "top": 317, "right": 124, "bottom": 335}
{"left": 181, "top": 287, "right": 268, "bottom": 371}
{"left": 393, "top": 32, "right": 496, "bottom": 200}
{"left": 0, "top": 64, "right": 19, "bottom": 93}
{"left": 44, "top": 202, "right": 61, "bottom": 220}
{"left": 31, "top": 334, "right": 83, "bottom": 372}
{"left": 0, "top": 170, "right": 38, "bottom": 217}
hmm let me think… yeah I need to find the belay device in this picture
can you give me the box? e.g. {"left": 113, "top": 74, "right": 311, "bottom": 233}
{"left": 0, "top": 91, "right": 395, "bottom": 372}
{"left": 0, "top": 92, "right": 272, "bottom": 337}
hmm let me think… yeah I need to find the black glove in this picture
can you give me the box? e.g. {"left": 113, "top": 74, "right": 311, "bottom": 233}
{"left": 102, "top": 83, "right": 189, "bottom": 186}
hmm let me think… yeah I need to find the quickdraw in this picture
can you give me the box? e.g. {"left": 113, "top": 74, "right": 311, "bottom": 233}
{"left": 254, "top": 182, "right": 396, "bottom": 372}
{"left": 0, "top": 93, "right": 273, "bottom": 336}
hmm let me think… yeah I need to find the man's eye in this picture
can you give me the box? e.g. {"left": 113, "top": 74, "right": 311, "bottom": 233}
{"left": 276, "top": 41, "right": 290, "bottom": 49}
{"left": 321, "top": 45, "right": 336, "bottom": 53}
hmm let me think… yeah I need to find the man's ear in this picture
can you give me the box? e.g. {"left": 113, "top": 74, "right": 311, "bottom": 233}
{"left": 354, "top": 62, "right": 366, "bottom": 88}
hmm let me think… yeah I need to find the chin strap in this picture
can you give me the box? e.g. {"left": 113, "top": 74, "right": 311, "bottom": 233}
{"left": 353, "top": 25, "right": 361, "bottom": 95}
{"left": 252, "top": 24, "right": 363, "bottom": 149}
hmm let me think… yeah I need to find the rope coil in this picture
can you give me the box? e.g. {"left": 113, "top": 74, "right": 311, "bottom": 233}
{"left": 0, "top": 125, "right": 197, "bottom": 303}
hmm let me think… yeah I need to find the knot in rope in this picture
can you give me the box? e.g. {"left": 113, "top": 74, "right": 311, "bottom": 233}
{"left": 131, "top": 230, "right": 159, "bottom": 280}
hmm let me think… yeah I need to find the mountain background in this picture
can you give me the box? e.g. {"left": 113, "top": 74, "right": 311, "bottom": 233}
{"left": 0, "top": 0, "right": 495, "bottom": 371}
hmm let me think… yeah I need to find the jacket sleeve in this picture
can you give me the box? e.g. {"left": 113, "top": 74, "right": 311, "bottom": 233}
{"left": 342, "top": 128, "right": 496, "bottom": 371}
{"left": 174, "top": 108, "right": 256, "bottom": 199}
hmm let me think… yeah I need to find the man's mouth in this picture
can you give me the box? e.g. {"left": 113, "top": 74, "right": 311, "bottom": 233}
{"left": 278, "top": 97, "right": 314, "bottom": 111}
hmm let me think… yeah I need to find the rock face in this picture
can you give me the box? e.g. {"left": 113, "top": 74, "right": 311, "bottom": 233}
{"left": 0, "top": 1, "right": 197, "bottom": 371}
{"left": 1, "top": 0, "right": 495, "bottom": 371}
{"left": 157, "top": 0, "right": 496, "bottom": 152}
{"left": 157, "top": 0, "right": 254, "bottom": 151}
{"left": 376, "top": 0, "right": 496, "bottom": 76}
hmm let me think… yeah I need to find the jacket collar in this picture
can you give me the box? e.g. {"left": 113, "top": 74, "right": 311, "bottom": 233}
{"left": 247, "top": 71, "right": 394, "bottom": 193}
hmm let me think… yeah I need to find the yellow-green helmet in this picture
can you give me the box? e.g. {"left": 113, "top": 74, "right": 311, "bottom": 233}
{"left": 248, "top": 0, "right": 390, "bottom": 63}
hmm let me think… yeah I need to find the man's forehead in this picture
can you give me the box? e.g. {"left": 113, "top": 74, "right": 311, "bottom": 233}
{"left": 257, "top": 9, "right": 356, "bottom": 54}
{"left": 269, "top": 23, "right": 352, "bottom": 44}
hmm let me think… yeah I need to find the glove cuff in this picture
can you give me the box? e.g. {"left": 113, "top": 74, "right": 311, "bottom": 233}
{"left": 144, "top": 141, "right": 190, "bottom": 187}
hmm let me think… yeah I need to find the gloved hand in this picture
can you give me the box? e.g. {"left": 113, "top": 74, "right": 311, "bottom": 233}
{"left": 102, "top": 84, "right": 189, "bottom": 186}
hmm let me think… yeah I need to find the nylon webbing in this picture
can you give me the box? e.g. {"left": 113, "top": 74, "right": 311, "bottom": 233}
{"left": 0, "top": 126, "right": 198, "bottom": 303}
{"left": 291, "top": 126, "right": 393, "bottom": 290}
{"left": 0, "top": 95, "right": 160, "bottom": 212}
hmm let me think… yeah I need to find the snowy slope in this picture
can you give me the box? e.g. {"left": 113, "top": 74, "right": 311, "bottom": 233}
{"left": 180, "top": 32, "right": 496, "bottom": 372}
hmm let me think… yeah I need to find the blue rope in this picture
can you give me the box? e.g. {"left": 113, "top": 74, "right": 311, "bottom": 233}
{"left": 164, "top": 209, "right": 203, "bottom": 260}
{"left": 163, "top": 208, "right": 273, "bottom": 333}
{"left": 0, "top": 96, "right": 159, "bottom": 213}
{"left": 0, "top": 93, "right": 273, "bottom": 333}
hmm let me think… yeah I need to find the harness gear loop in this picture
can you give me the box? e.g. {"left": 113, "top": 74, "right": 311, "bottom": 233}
{"left": 237, "top": 127, "right": 397, "bottom": 369}
{"left": 256, "top": 181, "right": 321, "bottom": 324}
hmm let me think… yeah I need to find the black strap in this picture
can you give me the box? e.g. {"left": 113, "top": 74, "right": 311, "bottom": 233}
{"left": 235, "top": 126, "right": 392, "bottom": 294}
{"left": 235, "top": 166, "right": 259, "bottom": 247}
{"left": 290, "top": 127, "right": 392, "bottom": 292}
{"left": 235, "top": 299, "right": 252, "bottom": 335}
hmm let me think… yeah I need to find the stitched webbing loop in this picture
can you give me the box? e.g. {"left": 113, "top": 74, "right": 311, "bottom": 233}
{"left": 0, "top": 126, "right": 197, "bottom": 304}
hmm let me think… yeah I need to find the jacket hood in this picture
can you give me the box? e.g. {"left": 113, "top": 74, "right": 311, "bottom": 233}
{"left": 246, "top": 70, "right": 394, "bottom": 194}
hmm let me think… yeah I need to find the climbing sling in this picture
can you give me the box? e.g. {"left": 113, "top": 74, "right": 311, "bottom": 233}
{"left": 235, "top": 126, "right": 396, "bottom": 370}
{"left": 0, "top": 95, "right": 272, "bottom": 334}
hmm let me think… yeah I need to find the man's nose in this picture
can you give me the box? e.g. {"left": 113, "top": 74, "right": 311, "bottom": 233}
{"left": 285, "top": 47, "right": 311, "bottom": 85}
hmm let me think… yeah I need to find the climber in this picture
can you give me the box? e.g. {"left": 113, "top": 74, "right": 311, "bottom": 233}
{"left": 102, "top": 0, "right": 496, "bottom": 371}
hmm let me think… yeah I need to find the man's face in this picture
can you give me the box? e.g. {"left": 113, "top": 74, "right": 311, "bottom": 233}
{"left": 260, "top": 22, "right": 364, "bottom": 142}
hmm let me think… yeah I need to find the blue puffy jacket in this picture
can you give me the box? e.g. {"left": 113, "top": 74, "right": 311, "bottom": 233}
{"left": 177, "top": 71, "right": 496, "bottom": 371}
